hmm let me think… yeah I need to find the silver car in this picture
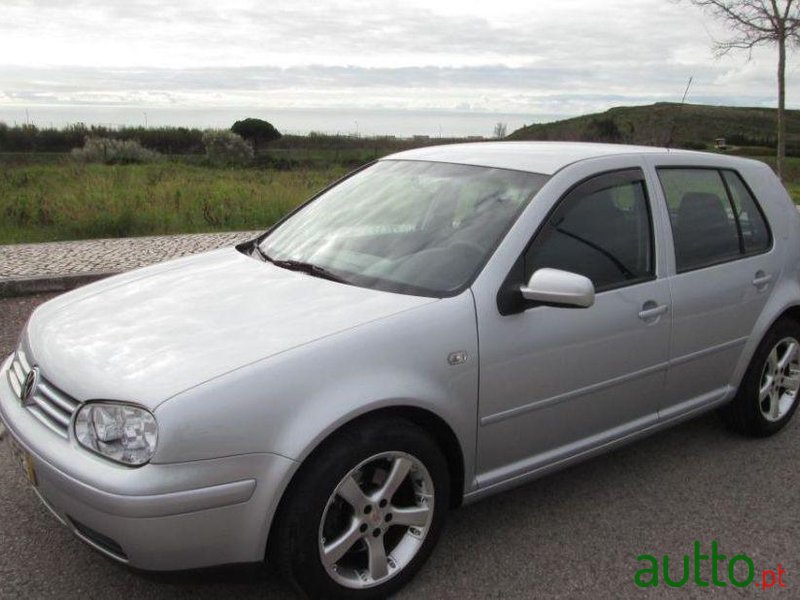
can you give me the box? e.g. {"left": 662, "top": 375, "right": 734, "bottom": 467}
{"left": 2, "top": 142, "right": 799, "bottom": 599}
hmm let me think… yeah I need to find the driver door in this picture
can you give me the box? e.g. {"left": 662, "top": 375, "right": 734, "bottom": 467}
{"left": 475, "top": 168, "right": 671, "bottom": 488}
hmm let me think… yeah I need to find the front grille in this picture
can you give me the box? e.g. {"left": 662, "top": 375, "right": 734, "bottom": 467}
{"left": 7, "top": 349, "right": 80, "bottom": 438}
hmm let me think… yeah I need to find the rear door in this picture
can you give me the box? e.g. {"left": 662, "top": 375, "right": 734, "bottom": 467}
{"left": 652, "top": 165, "right": 779, "bottom": 417}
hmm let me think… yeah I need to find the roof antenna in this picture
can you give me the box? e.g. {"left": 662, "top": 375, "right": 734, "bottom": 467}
{"left": 666, "top": 76, "right": 693, "bottom": 149}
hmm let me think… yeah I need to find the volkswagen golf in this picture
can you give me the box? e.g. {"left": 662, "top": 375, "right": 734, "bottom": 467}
{"left": 2, "top": 142, "right": 799, "bottom": 599}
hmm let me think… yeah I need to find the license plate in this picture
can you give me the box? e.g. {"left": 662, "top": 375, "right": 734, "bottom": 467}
{"left": 8, "top": 435, "right": 37, "bottom": 487}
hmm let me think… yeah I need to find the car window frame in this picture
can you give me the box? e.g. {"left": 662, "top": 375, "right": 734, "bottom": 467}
{"left": 656, "top": 166, "right": 774, "bottom": 275}
{"left": 496, "top": 167, "right": 657, "bottom": 316}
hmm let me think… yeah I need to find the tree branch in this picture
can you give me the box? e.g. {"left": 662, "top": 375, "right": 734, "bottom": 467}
{"left": 689, "top": 0, "right": 778, "bottom": 34}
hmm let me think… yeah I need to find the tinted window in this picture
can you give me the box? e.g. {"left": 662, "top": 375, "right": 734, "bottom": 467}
{"left": 722, "top": 171, "right": 771, "bottom": 254}
{"left": 525, "top": 171, "right": 654, "bottom": 291}
{"left": 658, "top": 168, "right": 771, "bottom": 272}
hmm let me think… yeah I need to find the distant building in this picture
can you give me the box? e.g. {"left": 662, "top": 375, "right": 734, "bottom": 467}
{"left": 715, "top": 137, "right": 727, "bottom": 150}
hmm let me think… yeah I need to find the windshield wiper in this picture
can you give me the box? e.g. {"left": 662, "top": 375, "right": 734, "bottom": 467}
{"left": 266, "top": 254, "right": 349, "bottom": 284}
{"left": 274, "top": 259, "right": 349, "bottom": 284}
{"left": 254, "top": 243, "right": 348, "bottom": 284}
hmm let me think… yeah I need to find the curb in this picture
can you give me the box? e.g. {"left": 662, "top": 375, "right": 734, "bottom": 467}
{"left": 0, "top": 271, "right": 116, "bottom": 298}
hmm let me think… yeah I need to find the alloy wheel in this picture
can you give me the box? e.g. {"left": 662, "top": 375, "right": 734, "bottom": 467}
{"left": 318, "top": 451, "right": 435, "bottom": 589}
{"left": 759, "top": 337, "right": 800, "bottom": 422}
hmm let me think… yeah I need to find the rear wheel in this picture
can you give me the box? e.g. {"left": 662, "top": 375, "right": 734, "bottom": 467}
{"left": 270, "top": 418, "right": 450, "bottom": 599}
{"left": 722, "top": 318, "right": 800, "bottom": 437}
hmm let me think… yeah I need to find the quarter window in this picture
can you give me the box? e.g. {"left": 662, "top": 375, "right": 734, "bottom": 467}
{"left": 525, "top": 170, "right": 654, "bottom": 291}
{"left": 657, "top": 168, "right": 771, "bottom": 272}
{"left": 722, "top": 171, "right": 771, "bottom": 254}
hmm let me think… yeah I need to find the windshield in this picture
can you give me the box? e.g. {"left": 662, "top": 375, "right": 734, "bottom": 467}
{"left": 259, "top": 160, "right": 549, "bottom": 296}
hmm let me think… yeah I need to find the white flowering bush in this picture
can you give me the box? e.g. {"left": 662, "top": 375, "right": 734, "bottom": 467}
{"left": 71, "top": 137, "right": 162, "bottom": 164}
{"left": 202, "top": 130, "right": 254, "bottom": 167}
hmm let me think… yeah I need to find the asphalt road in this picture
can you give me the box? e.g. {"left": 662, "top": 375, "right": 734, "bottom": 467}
{"left": 1, "top": 293, "right": 798, "bottom": 599}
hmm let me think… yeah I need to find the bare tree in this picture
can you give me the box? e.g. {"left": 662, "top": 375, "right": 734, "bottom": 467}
{"left": 493, "top": 122, "right": 508, "bottom": 139}
{"left": 682, "top": 0, "right": 800, "bottom": 178}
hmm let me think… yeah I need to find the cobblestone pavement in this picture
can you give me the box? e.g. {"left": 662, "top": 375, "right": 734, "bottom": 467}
{"left": 0, "top": 231, "right": 263, "bottom": 279}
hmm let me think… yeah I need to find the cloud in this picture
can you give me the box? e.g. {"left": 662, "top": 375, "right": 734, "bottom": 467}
{"left": 0, "top": 0, "right": 794, "bottom": 128}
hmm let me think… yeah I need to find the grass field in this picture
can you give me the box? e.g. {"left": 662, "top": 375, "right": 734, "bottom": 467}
{"left": 1, "top": 153, "right": 798, "bottom": 245}
{"left": 0, "top": 161, "right": 346, "bottom": 244}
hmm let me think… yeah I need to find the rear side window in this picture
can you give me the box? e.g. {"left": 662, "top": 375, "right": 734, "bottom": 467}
{"left": 657, "top": 168, "right": 771, "bottom": 272}
{"left": 525, "top": 169, "right": 654, "bottom": 291}
{"left": 722, "top": 171, "right": 771, "bottom": 254}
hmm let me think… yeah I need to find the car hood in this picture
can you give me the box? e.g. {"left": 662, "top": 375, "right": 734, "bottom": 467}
{"left": 24, "top": 248, "right": 436, "bottom": 408}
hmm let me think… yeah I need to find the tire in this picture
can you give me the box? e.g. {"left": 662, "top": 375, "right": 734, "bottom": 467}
{"left": 269, "top": 417, "right": 450, "bottom": 599}
{"left": 721, "top": 317, "right": 800, "bottom": 437}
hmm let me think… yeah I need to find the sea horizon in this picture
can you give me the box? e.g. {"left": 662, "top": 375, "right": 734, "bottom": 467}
{"left": 0, "top": 106, "right": 562, "bottom": 139}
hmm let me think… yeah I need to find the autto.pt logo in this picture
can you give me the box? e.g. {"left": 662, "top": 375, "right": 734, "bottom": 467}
{"left": 635, "top": 541, "right": 788, "bottom": 590}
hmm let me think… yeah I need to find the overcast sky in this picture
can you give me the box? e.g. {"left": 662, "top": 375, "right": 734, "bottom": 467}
{"left": 1, "top": 0, "right": 797, "bottom": 133}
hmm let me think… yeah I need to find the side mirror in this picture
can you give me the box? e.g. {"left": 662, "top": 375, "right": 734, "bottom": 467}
{"left": 520, "top": 268, "right": 595, "bottom": 308}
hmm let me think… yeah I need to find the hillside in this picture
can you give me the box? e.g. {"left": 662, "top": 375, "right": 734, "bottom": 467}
{"left": 508, "top": 103, "right": 800, "bottom": 151}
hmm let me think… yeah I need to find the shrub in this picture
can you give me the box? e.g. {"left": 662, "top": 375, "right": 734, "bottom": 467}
{"left": 202, "top": 130, "right": 254, "bottom": 167}
{"left": 231, "top": 118, "right": 282, "bottom": 152}
{"left": 587, "top": 118, "right": 622, "bottom": 142}
{"left": 71, "top": 137, "right": 162, "bottom": 164}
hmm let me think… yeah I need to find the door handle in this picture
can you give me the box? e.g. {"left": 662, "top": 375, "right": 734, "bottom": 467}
{"left": 638, "top": 302, "right": 668, "bottom": 322}
{"left": 752, "top": 271, "right": 773, "bottom": 289}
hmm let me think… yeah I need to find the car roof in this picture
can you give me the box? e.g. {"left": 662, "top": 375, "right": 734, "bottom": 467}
{"left": 384, "top": 141, "right": 695, "bottom": 175}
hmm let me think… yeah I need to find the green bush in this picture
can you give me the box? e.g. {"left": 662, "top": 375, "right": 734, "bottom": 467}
{"left": 0, "top": 122, "right": 205, "bottom": 154}
{"left": 202, "top": 130, "right": 254, "bottom": 167}
{"left": 71, "top": 137, "right": 162, "bottom": 164}
{"left": 231, "top": 118, "right": 282, "bottom": 152}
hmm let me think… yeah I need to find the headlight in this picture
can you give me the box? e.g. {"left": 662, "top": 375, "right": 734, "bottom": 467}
{"left": 75, "top": 403, "right": 158, "bottom": 466}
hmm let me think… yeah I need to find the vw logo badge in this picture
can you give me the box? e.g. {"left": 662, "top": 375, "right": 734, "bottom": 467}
{"left": 21, "top": 367, "right": 39, "bottom": 405}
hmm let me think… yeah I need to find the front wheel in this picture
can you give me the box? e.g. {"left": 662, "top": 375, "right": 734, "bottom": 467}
{"left": 270, "top": 418, "right": 450, "bottom": 599}
{"left": 721, "top": 317, "right": 800, "bottom": 437}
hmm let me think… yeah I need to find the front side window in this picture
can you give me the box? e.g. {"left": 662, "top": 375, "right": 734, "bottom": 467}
{"left": 658, "top": 168, "right": 771, "bottom": 272}
{"left": 525, "top": 170, "right": 654, "bottom": 291}
{"left": 259, "top": 160, "right": 549, "bottom": 296}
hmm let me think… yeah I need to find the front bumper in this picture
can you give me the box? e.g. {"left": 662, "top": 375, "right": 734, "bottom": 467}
{"left": 0, "top": 354, "right": 296, "bottom": 571}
